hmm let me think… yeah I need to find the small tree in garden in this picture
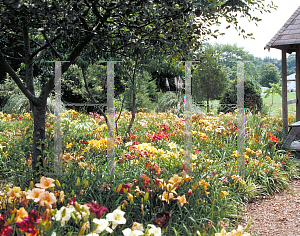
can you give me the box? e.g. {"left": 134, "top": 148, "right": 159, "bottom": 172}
{"left": 192, "top": 44, "right": 228, "bottom": 114}
{"left": 264, "top": 83, "right": 282, "bottom": 116}
{"left": 218, "top": 76, "right": 263, "bottom": 114}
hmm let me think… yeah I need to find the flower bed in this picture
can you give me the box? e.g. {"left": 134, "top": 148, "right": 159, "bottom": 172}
{"left": 0, "top": 110, "right": 298, "bottom": 235}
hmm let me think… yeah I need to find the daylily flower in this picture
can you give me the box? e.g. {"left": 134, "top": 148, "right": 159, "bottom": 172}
{"left": 153, "top": 211, "right": 170, "bottom": 229}
{"left": 174, "top": 194, "right": 188, "bottom": 207}
{"left": 106, "top": 209, "right": 126, "bottom": 230}
{"left": 168, "top": 174, "right": 182, "bottom": 185}
{"left": 35, "top": 176, "right": 55, "bottom": 189}
{"left": 93, "top": 218, "right": 112, "bottom": 234}
{"left": 15, "top": 209, "right": 41, "bottom": 235}
{"left": 15, "top": 207, "right": 28, "bottom": 223}
{"left": 122, "top": 228, "right": 144, "bottom": 236}
{"left": 85, "top": 201, "right": 108, "bottom": 219}
{"left": 147, "top": 224, "right": 162, "bottom": 236}
{"left": 53, "top": 205, "right": 75, "bottom": 226}
{"left": 26, "top": 188, "right": 45, "bottom": 203}
{"left": 7, "top": 186, "right": 22, "bottom": 198}
{"left": 132, "top": 222, "right": 144, "bottom": 231}
{"left": 158, "top": 191, "right": 174, "bottom": 204}
{"left": 39, "top": 191, "right": 56, "bottom": 207}
{"left": 141, "top": 174, "right": 151, "bottom": 187}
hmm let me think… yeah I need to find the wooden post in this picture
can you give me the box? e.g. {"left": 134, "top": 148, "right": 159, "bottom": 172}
{"left": 296, "top": 45, "right": 300, "bottom": 121}
{"left": 282, "top": 48, "right": 288, "bottom": 138}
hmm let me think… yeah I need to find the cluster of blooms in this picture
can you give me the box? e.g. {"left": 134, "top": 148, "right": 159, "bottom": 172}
{"left": 231, "top": 175, "right": 245, "bottom": 185}
{"left": 266, "top": 132, "right": 279, "bottom": 143}
{"left": 214, "top": 225, "right": 250, "bottom": 236}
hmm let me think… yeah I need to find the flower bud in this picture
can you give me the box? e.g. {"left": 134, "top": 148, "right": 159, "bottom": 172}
{"left": 59, "top": 191, "right": 65, "bottom": 203}
{"left": 76, "top": 177, "right": 80, "bottom": 186}
{"left": 116, "top": 184, "right": 122, "bottom": 192}
{"left": 30, "top": 181, "right": 34, "bottom": 190}
{"left": 144, "top": 192, "right": 149, "bottom": 201}
{"left": 55, "top": 179, "right": 61, "bottom": 188}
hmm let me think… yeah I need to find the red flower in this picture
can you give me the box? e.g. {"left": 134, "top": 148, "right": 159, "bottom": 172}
{"left": 85, "top": 201, "right": 108, "bottom": 219}
{"left": 188, "top": 189, "right": 193, "bottom": 196}
{"left": 0, "top": 213, "right": 13, "bottom": 236}
{"left": 68, "top": 196, "right": 77, "bottom": 206}
{"left": 141, "top": 174, "right": 150, "bottom": 187}
{"left": 153, "top": 211, "right": 170, "bottom": 229}
{"left": 117, "top": 184, "right": 131, "bottom": 194}
{"left": 15, "top": 209, "right": 41, "bottom": 235}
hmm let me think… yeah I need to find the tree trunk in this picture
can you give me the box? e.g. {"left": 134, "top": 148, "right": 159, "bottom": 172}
{"left": 31, "top": 103, "right": 47, "bottom": 181}
{"left": 206, "top": 95, "right": 210, "bottom": 114}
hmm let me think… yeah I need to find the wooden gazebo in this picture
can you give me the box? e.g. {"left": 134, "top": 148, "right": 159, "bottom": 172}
{"left": 264, "top": 5, "right": 300, "bottom": 149}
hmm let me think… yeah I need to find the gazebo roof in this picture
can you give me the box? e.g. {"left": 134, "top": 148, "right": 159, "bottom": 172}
{"left": 264, "top": 5, "right": 300, "bottom": 53}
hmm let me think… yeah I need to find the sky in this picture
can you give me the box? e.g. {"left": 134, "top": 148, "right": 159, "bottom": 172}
{"left": 207, "top": 0, "right": 300, "bottom": 59}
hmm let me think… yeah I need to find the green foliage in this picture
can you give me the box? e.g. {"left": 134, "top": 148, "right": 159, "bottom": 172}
{"left": 192, "top": 43, "right": 228, "bottom": 107}
{"left": 218, "top": 76, "right": 263, "bottom": 114}
{"left": 259, "top": 62, "right": 281, "bottom": 88}
{"left": 123, "top": 70, "right": 158, "bottom": 111}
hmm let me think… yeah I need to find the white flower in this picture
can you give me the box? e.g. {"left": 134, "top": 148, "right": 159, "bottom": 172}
{"left": 86, "top": 234, "right": 99, "bottom": 236}
{"left": 132, "top": 222, "right": 144, "bottom": 232}
{"left": 51, "top": 232, "right": 56, "bottom": 236}
{"left": 122, "top": 228, "right": 144, "bottom": 236}
{"left": 106, "top": 209, "right": 126, "bottom": 229}
{"left": 52, "top": 205, "right": 75, "bottom": 226}
{"left": 93, "top": 218, "right": 112, "bottom": 234}
{"left": 147, "top": 224, "right": 161, "bottom": 236}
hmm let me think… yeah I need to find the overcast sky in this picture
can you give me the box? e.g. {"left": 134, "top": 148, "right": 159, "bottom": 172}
{"left": 207, "top": 0, "right": 300, "bottom": 59}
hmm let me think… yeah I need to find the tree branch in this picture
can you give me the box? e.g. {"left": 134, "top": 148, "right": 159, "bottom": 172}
{"left": 2, "top": 53, "right": 24, "bottom": 63}
{"left": 0, "top": 50, "right": 39, "bottom": 106}
{"left": 31, "top": 33, "right": 62, "bottom": 60}
{"left": 41, "top": 31, "right": 63, "bottom": 60}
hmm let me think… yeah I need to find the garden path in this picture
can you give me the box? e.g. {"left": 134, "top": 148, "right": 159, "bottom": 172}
{"left": 241, "top": 179, "right": 300, "bottom": 236}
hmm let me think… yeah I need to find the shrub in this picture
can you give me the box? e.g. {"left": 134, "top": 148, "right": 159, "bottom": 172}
{"left": 218, "top": 77, "right": 263, "bottom": 114}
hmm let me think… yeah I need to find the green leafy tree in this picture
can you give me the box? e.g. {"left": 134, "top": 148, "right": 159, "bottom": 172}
{"left": 264, "top": 82, "right": 282, "bottom": 116}
{"left": 218, "top": 75, "right": 263, "bottom": 114}
{"left": 192, "top": 44, "right": 228, "bottom": 113}
{"left": 259, "top": 62, "right": 280, "bottom": 88}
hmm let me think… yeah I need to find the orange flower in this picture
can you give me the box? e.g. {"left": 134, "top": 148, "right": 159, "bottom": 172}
{"left": 39, "top": 191, "right": 56, "bottom": 207}
{"left": 168, "top": 174, "right": 182, "bottom": 185}
{"left": 35, "top": 177, "right": 55, "bottom": 189}
{"left": 165, "top": 184, "right": 177, "bottom": 195}
{"left": 78, "top": 162, "right": 87, "bottom": 168}
{"left": 174, "top": 195, "right": 188, "bottom": 207}
{"left": 26, "top": 188, "right": 45, "bottom": 203}
{"left": 182, "top": 174, "right": 193, "bottom": 182}
{"left": 15, "top": 207, "right": 28, "bottom": 223}
{"left": 159, "top": 191, "right": 174, "bottom": 204}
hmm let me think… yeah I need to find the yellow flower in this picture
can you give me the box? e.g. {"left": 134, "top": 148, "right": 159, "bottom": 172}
{"left": 168, "top": 142, "right": 177, "bottom": 149}
{"left": 174, "top": 194, "right": 188, "bottom": 207}
{"left": 15, "top": 207, "right": 28, "bottom": 222}
{"left": 215, "top": 228, "right": 227, "bottom": 236}
{"left": 66, "top": 142, "right": 72, "bottom": 149}
{"left": 219, "top": 191, "right": 229, "bottom": 198}
{"left": 168, "top": 174, "right": 182, "bottom": 185}
{"left": 127, "top": 193, "right": 133, "bottom": 201}
{"left": 182, "top": 174, "right": 193, "bottom": 182}
{"left": 231, "top": 150, "right": 238, "bottom": 158}
{"left": 158, "top": 191, "right": 174, "bottom": 204}
{"left": 165, "top": 184, "right": 177, "bottom": 195}
{"left": 199, "top": 179, "right": 205, "bottom": 186}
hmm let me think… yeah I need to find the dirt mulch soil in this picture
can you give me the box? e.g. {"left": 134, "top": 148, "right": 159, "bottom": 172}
{"left": 241, "top": 179, "right": 300, "bottom": 236}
